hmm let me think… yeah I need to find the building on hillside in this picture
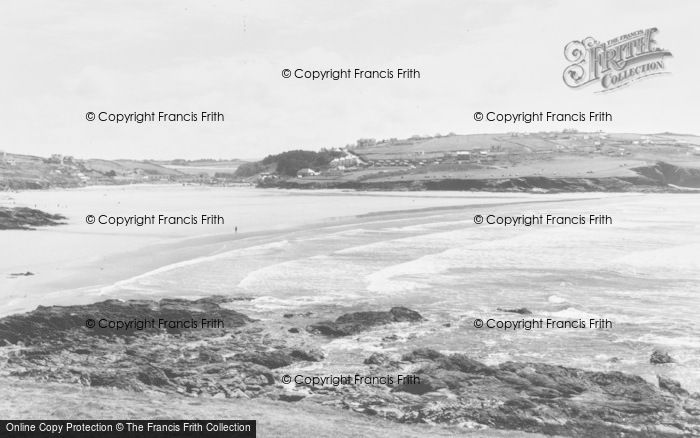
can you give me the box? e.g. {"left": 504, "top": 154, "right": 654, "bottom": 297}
{"left": 297, "top": 168, "right": 319, "bottom": 178}
{"left": 47, "top": 154, "right": 75, "bottom": 165}
{"left": 258, "top": 172, "right": 278, "bottom": 182}
{"left": 48, "top": 154, "right": 64, "bottom": 164}
{"left": 329, "top": 153, "right": 365, "bottom": 168}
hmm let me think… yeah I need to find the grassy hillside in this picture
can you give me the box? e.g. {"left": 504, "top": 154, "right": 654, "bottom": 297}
{"left": 3, "top": 131, "right": 700, "bottom": 191}
{"left": 0, "top": 153, "right": 248, "bottom": 189}
{"left": 252, "top": 131, "right": 700, "bottom": 191}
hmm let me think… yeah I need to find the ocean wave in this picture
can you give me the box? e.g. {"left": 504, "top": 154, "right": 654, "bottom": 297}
{"left": 609, "top": 244, "right": 700, "bottom": 278}
{"left": 98, "top": 239, "right": 290, "bottom": 295}
{"left": 546, "top": 307, "right": 603, "bottom": 321}
{"left": 635, "top": 334, "right": 700, "bottom": 349}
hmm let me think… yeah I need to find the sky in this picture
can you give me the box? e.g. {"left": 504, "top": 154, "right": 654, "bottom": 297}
{"left": 0, "top": 0, "right": 698, "bottom": 160}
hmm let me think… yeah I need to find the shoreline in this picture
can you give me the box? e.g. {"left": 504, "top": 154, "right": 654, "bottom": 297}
{"left": 0, "top": 187, "right": 629, "bottom": 318}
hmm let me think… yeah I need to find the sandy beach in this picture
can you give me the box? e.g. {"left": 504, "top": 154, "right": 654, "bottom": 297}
{"left": 0, "top": 185, "right": 607, "bottom": 316}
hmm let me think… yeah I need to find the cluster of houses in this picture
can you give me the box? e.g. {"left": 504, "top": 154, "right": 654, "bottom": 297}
{"left": 368, "top": 149, "right": 496, "bottom": 168}
{"left": 254, "top": 131, "right": 700, "bottom": 183}
{"left": 329, "top": 153, "right": 364, "bottom": 169}
{"left": 563, "top": 133, "right": 691, "bottom": 156}
{"left": 45, "top": 154, "right": 93, "bottom": 182}
{"left": 295, "top": 152, "right": 366, "bottom": 178}
{"left": 47, "top": 154, "right": 76, "bottom": 165}
{"left": 296, "top": 168, "right": 320, "bottom": 178}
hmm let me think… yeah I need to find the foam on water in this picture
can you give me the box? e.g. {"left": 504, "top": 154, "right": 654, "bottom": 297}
{"left": 30, "top": 192, "right": 700, "bottom": 391}
{"left": 610, "top": 243, "right": 700, "bottom": 279}
{"left": 97, "top": 239, "right": 292, "bottom": 296}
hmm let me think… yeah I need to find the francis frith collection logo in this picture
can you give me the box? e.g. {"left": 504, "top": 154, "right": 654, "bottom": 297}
{"left": 563, "top": 28, "right": 672, "bottom": 92}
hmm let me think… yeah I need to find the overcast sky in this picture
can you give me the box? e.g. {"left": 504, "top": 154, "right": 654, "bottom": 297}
{"left": 0, "top": 0, "right": 698, "bottom": 159}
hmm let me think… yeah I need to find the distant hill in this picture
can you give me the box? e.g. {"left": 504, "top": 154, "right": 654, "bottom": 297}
{"left": 153, "top": 159, "right": 248, "bottom": 177}
{"left": 0, "top": 153, "right": 216, "bottom": 190}
{"left": 3, "top": 131, "right": 700, "bottom": 192}
{"left": 350, "top": 132, "right": 700, "bottom": 161}
{"left": 247, "top": 131, "right": 700, "bottom": 192}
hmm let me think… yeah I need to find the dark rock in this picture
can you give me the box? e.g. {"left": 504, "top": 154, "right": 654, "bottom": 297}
{"left": 401, "top": 348, "right": 444, "bottom": 362}
{"left": 10, "top": 271, "right": 35, "bottom": 277}
{"left": 658, "top": 375, "right": 688, "bottom": 396}
{"left": 650, "top": 349, "right": 674, "bottom": 364}
{"left": 0, "top": 297, "right": 253, "bottom": 344}
{"left": 4, "top": 293, "right": 698, "bottom": 438}
{"left": 364, "top": 353, "right": 391, "bottom": 366}
{"left": 0, "top": 207, "right": 66, "bottom": 230}
{"left": 237, "top": 351, "right": 294, "bottom": 369}
{"left": 278, "top": 393, "right": 306, "bottom": 402}
{"left": 403, "top": 349, "right": 492, "bottom": 376}
{"left": 245, "top": 364, "right": 275, "bottom": 386}
{"left": 289, "top": 348, "right": 324, "bottom": 362}
{"left": 440, "top": 354, "right": 493, "bottom": 375}
{"left": 306, "top": 321, "right": 350, "bottom": 337}
{"left": 196, "top": 295, "right": 252, "bottom": 304}
{"left": 237, "top": 348, "right": 320, "bottom": 369}
{"left": 287, "top": 327, "right": 299, "bottom": 333}
{"left": 308, "top": 307, "right": 423, "bottom": 337}
{"left": 381, "top": 348, "right": 700, "bottom": 436}
{"left": 283, "top": 312, "right": 312, "bottom": 318}
{"left": 386, "top": 307, "right": 424, "bottom": 322}
{"left": 136, "top": 365, "right": 171, "bottom": 387}
{"left": 198, "top": 348, "right": 225, "bottom": 363}
{"left": 426, "top": 369, "right": 466, "bottom": 390}
{"left": 497, "top": 307, "right": 532, "bottom": 315}
{"left": 393, "top": 374, "right": 446, "bottom": 395}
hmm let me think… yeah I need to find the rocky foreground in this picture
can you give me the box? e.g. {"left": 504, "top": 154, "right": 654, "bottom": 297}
{"left": 0, "top": 297, "right": 698, "bottom": 437}
{"left": 0, "top": 206, "right": 65, "bottom": 230}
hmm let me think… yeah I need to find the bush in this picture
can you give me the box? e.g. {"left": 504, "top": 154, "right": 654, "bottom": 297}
{"left": 214, "top": 172, "right": 236, "bottom": 179}
{"left": 233, "top": 162, "right": 267, "bottom": 178}
{"left": 261, "top": 150, "right": 342, "bottom": 177}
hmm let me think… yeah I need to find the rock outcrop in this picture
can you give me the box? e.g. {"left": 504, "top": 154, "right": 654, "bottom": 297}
{"left": 0, "top": 207, "right": 66, "bottom": 230}
{"left": 1, "top": 299, "right": 697, "bottom": 437}
{"left": 497, "top": 307, "right": 532, "bottom": 315}
{"left": 307, "top": 307, "right": 424, "bottom": 337}
{"left": 632, "top": 161, "right": 700, "bottom": 188}
{"left": 650, "top": 349, "right": 675, "bottom": 365}
{"left": 328, "top": 349, "right": 700, "bottom": 437}
{"left": 0, "top": 297, "right": 320, "bottom": 399}
{"left": 0, "top": 296, "right": 251, "bottom": 344}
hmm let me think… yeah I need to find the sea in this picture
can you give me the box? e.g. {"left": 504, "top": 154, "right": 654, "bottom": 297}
{"left": 2, "top": 186, "right": 699, "bottom": 391}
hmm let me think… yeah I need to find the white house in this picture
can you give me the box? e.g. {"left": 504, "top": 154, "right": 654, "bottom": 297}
{"left": 330, "top": 153, "right": 365, "bottom": 168}
{"left": 297, "top": 168, "right": 319, "bottom": 178}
